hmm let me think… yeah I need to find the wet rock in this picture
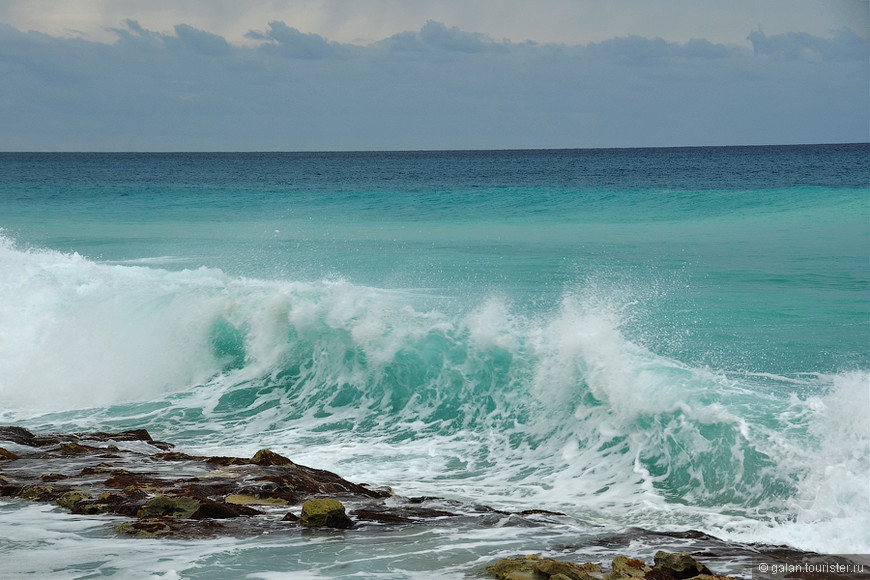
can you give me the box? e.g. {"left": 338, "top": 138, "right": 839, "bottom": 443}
{"left": 103, "top": 473, "right": 174, "bottom": 491}
{"left": 536, "top": 559, "right": 602, "bottom": 579}
{"left": 250, "top": 449, "right": 294, "bottom": 466}
{"left": 0, "top": 426, "right": 49, "bottom": 446}
{"left": 116, "top": 517, "right": 173, "bottom": 538}
{"left": 190, "top": 498, "right": 260, "bottom": 519}
{"left": 485, "top": 554, "right": 542, "bottom": 580}
{"left": 254, "top": 466, "right": 388, "bottom": 498}
{"left": 60, "top": 442, "right": 97, "bottom": 455}
{"left": 138, "top": 495, "right": 202, "bottom": 519}
{"left": 517, "top": 508, "right": 567, "bottom": 517}
{"left": 608, "top": 555, "right": 650, "bottom": 578}
{"left": 57, "top": 491, "right": 91, "bottom": 510}
{"left": 486, "top": 555, "right": 602, "bottom": 580}
{"left": 206, "top": 456, "right": 251, "bottom": 466}
{"left": 73, "top": 491, "right": 137, "bottom": 516}
{"left": 115, "top": 516, "right": 224, "bottom": 538}
{"left": 151, "top": 452, "right": 200, "bottom": 461}
{"left": 0, "top": 474, "right": 21, "bottom": 496}
{"left": 225, "top": 493, "right": 289, "bottom": 506}
{"left": 352, "top": 509, "right": 415, "bottom": 524}
{"left": 80, "top": 465, "right": 115, "bottom": 475}
{"left": 0, "top": 447, "right": 20, "bottom": 460}
{"left": 300, "top": 498, "right": 354, "bottom": 528}
{"left": 652, "top": 551, "right": 713, "bottom": 579}
{"left": 0, "top": 426, "right": 171, "bottom": 450}
{"left": 21, "top": 485, "right": 57, "bottom": 501}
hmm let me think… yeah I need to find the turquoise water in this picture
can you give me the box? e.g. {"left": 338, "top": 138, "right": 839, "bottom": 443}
{"left": 0, "top": 146, "right": 868, "bottom": 577}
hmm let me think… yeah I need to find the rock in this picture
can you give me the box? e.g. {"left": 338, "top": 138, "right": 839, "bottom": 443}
{"left": 0, "top": 426, "right": 49, "bottom": 446}
{"left": 652, "top": 551, "right": 712, "bottom": 579}
{"left": 609, "top": 555, "right": 650, "bottom": 579}
{"left": 352, "top": 509, "right": 415, "bottom": 524}
{"left": 282, "top": 511, "right": 299, "bottom": 521}
{"left": 21, "top": 485, "right": 56, "bottom": 501}
{"left": 250, "top": 449, "right": 294, "bottom": 466}
{"left": 485, "top": 555, "right": 601, "bottom": 580}
{"left": 225, "top": 493, "right": 289, "bottom": 506}
{"left": 116, "top": 517, "right": 173, "bottom": 537}
{"left": 517, "top": 509, "right": 567, "bottom": 517}
{"left": 103, "top": 473, "right": 172, "bottom": 492}
{"left": 485, "top": 555, "right": 541, "bottom": 580}
{"left": 0, "top": 474, "right": 21, "bottom": 496}
{"left": 300, "top": 498, "right": 354, "bottom": 528}
{"left": 0, "top": 447, "right": 20, "bottom": 460}
{"left": 190, "top": 498, "right": 260, "bottom": 519}
{"left": 206, "top": 456, "right": 251, "bottom": 466}
{"left": 138, "top": 495, "right": 202, "bottom": 519}
{"left": 536, "top": 559, "right": 602, "bottom": 579}
{"left": 57, "top": 491, "right": 91, "bottom": 510}
{"left": 60, "top": 442, "right": 96, "bottom": 455}
{"left": 151, "top": 452, "right": 200, "bottom": 461}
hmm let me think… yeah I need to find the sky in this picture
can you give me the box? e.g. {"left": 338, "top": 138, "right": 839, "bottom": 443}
{"left": 0, "top": 0, "right": 867, "bottom": 151}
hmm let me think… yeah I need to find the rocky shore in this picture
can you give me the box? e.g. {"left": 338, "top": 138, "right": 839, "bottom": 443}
{"left": 0, "top": 426, "right": 862, "bottom": 579}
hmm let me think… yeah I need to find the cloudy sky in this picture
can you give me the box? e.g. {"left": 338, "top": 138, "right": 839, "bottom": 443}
{"left": 1, "top": 0, "right": 867, "bottom": 151}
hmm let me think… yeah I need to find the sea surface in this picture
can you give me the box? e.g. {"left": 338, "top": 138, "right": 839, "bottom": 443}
{"left": 0, "top": 146, "right": 868, "bottom": 578}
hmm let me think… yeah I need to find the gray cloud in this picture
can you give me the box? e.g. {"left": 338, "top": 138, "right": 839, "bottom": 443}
{"left": 0, "top": 20, "right": 866, "bottom": 151}
{"left": 418, "top": 20, "right": 508, "bottom": 53}
{"left": 249, "top": 21, "right": 349, "bottom": 59}
{"left": 748, "top": 27, "right": 867, "bottom": 61}
{"left": 173, "top": 23, "right": 231, "bottom": 56}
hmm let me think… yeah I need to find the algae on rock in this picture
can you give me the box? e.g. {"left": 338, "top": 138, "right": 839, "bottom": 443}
{"left": 300, "top": 498, "right": 354, "bottom": 528}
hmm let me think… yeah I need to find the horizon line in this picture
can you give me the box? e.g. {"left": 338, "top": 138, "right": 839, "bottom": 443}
{"left": 1, "top": 142, "right": 868, "bottom": 155}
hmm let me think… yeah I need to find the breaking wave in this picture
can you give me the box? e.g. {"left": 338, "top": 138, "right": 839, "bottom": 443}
{"left": 1, "top": 235, "right": 867, "bottom": 553}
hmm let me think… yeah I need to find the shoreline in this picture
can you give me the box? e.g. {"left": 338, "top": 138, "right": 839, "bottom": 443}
{"left": 0, "top": 426, "right": 864, "bottom": 579}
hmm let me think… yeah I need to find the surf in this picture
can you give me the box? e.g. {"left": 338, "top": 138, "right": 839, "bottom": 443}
{"left": 1, "top": 234, "right": 866, "bottom": 553}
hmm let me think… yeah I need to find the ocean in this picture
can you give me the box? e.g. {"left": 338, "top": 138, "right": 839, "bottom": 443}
{"left": 0, "top": 145, "right": 868, "bottom": 578}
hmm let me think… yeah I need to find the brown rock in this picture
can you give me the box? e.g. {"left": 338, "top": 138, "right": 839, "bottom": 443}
{"left": 536, "top": 559, "right": 602, "bottom": 579}
{"left": 60, "top": 442, "right": 98, "bottom": 455}
{"left": 352, "top": 509, "right": 415, "bottom": 524}
{"left": 56, "top": 491, "right": 91, "bottom": 510}
{"left": 116, "top": 517, "right": 172, "bottom": 537}
{"left": 611, "top": 555, "right": 651, "bottom": 578}
{"left": 190, "top": 498, "right": 260, "bottom": 519}
{"left": 138, "top": 495, "right": 202, "bottom": 519}
{"left": 652, "top": 551, "right": 712, "bottom": 579}
{"left": 250, "top": 449, "right": 295, "bottom": 466}
{"left": 225, "top": 493, "right": 289, "bottom": 506}
{"left": 0, "top": 447, "right": 20, "bottom": 460}
{"left": 485, "top": 555, "right": 542, "bottom": 580}
{"left": 151, "top": 452, "right": 201, "bottom": 461}
{"left": 21, "top": 485, "right": 57, "bottom": 501}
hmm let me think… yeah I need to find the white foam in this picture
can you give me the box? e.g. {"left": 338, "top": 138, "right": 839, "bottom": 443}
{"left": 0, "top": 239, "right": 229, "bottom": 410}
